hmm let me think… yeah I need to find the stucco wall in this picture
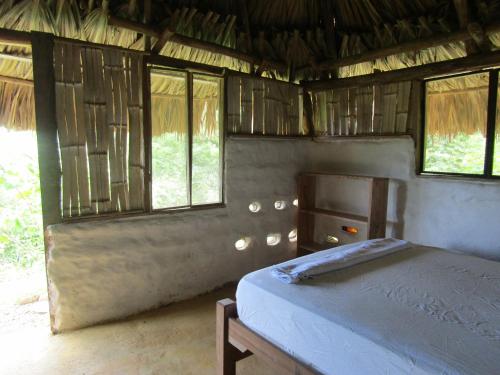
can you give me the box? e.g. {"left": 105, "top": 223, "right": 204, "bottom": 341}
{"left": 47, "top": 138, "right": 307, "bottom": 332}
{"left": 47, "top": 135, "right": 500, "bottom": 332}
{"left": 306, "top": 136, "right": 500, "bottom": 260}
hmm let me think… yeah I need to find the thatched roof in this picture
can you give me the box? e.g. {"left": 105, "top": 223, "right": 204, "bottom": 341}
{"left": 426, "top": 72, "right": 490, "bottom": 137}
{"left": 1, "top": 0, "right": 500, "bottom": 135}
{"left": 151, "top": 69, "right": 221, "bottom": 136}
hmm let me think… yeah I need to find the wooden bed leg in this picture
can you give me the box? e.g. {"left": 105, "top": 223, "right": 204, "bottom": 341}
{"left": 217, "top": 299, "right": 238, "bottom": 375}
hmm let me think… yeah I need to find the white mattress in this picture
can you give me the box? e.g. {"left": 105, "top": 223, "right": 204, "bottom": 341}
{"left": 236, "top": 245, "right": 500, "bottom": 375}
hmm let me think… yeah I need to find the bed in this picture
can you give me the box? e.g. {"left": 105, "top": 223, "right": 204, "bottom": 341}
{"left": 216, "top": 243, "right": 500, "bottom": 375}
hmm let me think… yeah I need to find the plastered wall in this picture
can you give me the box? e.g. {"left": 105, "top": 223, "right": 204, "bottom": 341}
{"left": 47, "top": 135, "right": 500, "bottom": 332}
{"left": 47, "top": 138, "right": 307, "bottom": 332}
{"left": 306, "top": 136, "right": 500, "bottom": 260}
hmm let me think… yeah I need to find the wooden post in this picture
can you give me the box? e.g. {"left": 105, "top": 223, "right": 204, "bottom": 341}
{"left": 31, "top": 32, "right": 62, "bottom": 333}
{"left": 216, "top": 299, "right": 238, "bottom": 375}
{"left": 484, "top": 71, "right": 498, "bottom": 176}
{"left": 32, "top": 32, "right": 62, "bottom": 228}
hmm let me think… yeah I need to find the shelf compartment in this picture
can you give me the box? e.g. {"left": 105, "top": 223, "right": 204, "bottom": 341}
{"left": 299, "top": 208, "right": 368, "bottom": 223}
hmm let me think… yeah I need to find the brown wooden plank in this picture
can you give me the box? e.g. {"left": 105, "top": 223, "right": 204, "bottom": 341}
{"left": 300, "top": 208, "right": 368, "bottom": 223}
{"left": 71, "top": 43, "right": 91, "bottom": 216}
{"left": 229, "top": 319, "right": 321, "bottom": 375}
{"left": 53, "top": 42, "right": 72, "bottom": 217}
{"left": 372, "top": 84, "right": 383, "bottom": 134}
{"left": 338, "top": 88, "right": 349, "bottom": 135}
{"left": 302, "top": 90, "right": 314, "bottom": 136}
{"left": 130, "top": 53, "right": 146, "bottom": 211}
{"left": 240, "top": 77, "right": 253, "bottom": 134}
{"left": 92, "top": 47, "right": 112, "bottom": 213}
{"left": 289, "top": 85, "right": 301, "bottom": 135}
{"left": 82, "top": 47, "right": 99, "bottom": 213}
{"left": 216, "top": 299, "right": 239, "bottom": 375}
{"left": 117, "top": 51, "right": 129, "bottom": 210}
{"left": 103, "top": 49, "right": 119, "bottom": 211}
{"left": 381, "top": 83, "right": 397, "bottom": 133}
{"left": 396, "top": 81, "right": 412, "bottom": 133}
{"left": 226, "top": 75, "right": 241, "bottom": 133}
{"left": 356, "top": 85, "right": 373, "bottom": 134}
{"left": 62, "top": 43, "right": 80, "bottom": 216}
{"left": 347, "top": 87, "right": 357, "bottom": 135}
{"left": 368, "top": 178, "right": 389, "bottom": 239}
{"left": 407, "top": 80, "right": 422, "bottom": 139}
{"left": 297, "top": 175, "right": 316, "bottom": 257}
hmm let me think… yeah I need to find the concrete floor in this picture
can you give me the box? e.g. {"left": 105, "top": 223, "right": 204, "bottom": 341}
{"left": 0, "top": 285, "right": 274, "bottom": 375}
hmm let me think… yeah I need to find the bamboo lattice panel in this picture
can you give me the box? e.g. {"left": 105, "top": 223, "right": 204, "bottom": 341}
{"left": 312, "top": 81, "right": 414, "bottom": 136}
{"left": 54, "top": 41, "right": 144, "bottom": 218}
{"left": 227, "top": 74, "right": 305, "bottom": 135}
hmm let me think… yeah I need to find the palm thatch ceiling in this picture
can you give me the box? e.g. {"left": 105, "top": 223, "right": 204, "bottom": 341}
{"left": 1, "top": 0, "right": 500, "bottom": 132}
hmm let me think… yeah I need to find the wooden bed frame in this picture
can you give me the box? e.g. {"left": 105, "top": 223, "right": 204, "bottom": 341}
{"left": 216, "top": 298, "right": 321, "bottom": 375}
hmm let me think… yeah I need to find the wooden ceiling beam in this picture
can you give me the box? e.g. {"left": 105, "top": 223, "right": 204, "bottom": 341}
{"left": 452, "top": 0, "right": 493, "bottom": 53}
{"left": 143, "top": 0, "right": 152, "bottom": 51}
{"left": 108, "top": 15, "right": 287, "bottom": 72}
{"left": 311, "top": 29, "right": 471, "bottom": 71}
{"left": 453, "top": 0, "right": 477, "bottom": 54}
{"left": 303, "top": 20, "right": 500, "bottom": 74}
{"left": 0, "top": 74, "right": 33, "bottom": 86}
{"left": 151, "top": 25, "right": 175, "bottom": 54}
{"left": 318, "top": 0, "right": 338, "bottom": 78}
{"left": 303, "top": 49, "right": 500, "bottom": 91}
{"left": 467, "top": 22, "right": 492, "bottom": 52}
{"left": 238, "top": 0, "right": 253, "bottom": 53}
{"left": 0, "top": 27, "right": 31, "bottom": 47}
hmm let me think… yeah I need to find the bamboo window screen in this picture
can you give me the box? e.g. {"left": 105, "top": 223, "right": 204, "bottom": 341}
{"left": 227, "top": 74, "right": 306, "bottom": 136}
{"left": 53, "top": 41, "right": 144, "bottom": 218}
{"left": 311, "top": 81, "right": 417, "bottom": 136}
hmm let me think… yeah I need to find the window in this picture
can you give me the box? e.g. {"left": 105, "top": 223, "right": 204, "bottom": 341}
{"left": 150, "top": 68, "right": 223, "bottom": 210}
{"left": 46, "top": 39, "right": 225, "bottom": 221}
{"left": 421, "top": 70, "right": 499, "bottom": 178}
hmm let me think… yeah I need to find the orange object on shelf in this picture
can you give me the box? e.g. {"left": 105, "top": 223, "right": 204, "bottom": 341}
{"left": 342, "top": 226, "right": 358, "bottom": 234}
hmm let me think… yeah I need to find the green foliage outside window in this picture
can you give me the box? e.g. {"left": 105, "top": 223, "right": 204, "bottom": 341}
{"left": 0, "top": 129, "right": 44, "bottom": 268}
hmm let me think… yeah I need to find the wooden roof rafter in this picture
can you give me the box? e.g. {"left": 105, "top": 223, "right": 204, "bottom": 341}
{"left": 453, "top": 0, "right": 478, "bottom": 54}
{"left": 0, "top": 27, "right": 31, "bottom": 46}
{"left": 108, "top": 14, "right": 288, "bottom": 73}
{"left": 299, "top": 20, "right": 500, "bottom": 75}
{"left": 303, "top": 49, "right": 500, "bottom": 91}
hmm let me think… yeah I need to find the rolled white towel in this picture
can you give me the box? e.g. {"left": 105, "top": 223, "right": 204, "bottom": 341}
{"left": 272, "top": 238, "right": 412, "bottom": 284}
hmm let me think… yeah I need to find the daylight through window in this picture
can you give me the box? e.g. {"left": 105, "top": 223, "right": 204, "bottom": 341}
{"left": 150, "top": 68, "right": 223, "bottom": 209}
{"left": 422, "top": 70, "right": 499, "bottom": 178}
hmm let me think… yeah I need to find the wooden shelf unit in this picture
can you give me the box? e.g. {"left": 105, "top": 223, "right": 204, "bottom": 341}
{"left": 297, "top": 172, "right": 389, "bottom": 256}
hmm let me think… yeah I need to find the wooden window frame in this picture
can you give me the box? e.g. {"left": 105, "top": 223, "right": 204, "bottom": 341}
{"left": 418, "top": 68, "right": 500, "bottom": 180}
{"left": 143, "top": 57, "right": 226, "bottom": 214}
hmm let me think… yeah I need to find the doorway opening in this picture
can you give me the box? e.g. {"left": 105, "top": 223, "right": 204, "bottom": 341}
{"left": 0, "top": 126, "right": 49, "bottom": 333}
